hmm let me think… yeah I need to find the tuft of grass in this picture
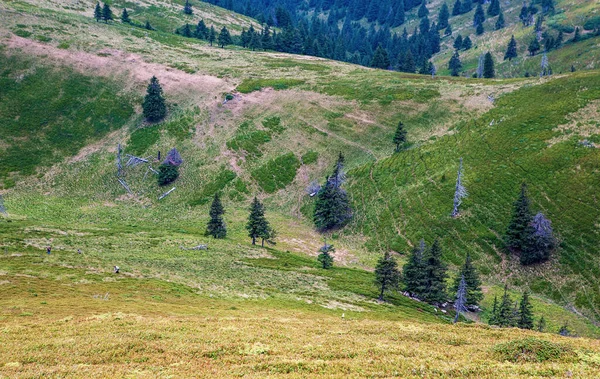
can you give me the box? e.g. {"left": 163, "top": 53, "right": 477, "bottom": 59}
{"left": 237, "top": 78, "right": 305, "bottom": 94}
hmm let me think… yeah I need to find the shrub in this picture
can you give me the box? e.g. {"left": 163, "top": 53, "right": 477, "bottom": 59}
{"left": 493, "top": 338, "right": 576, "bottom": 363}
{"left": 301, "top": 151, "right": 318, "bottom": 165}
{"left": 252, "top": 153, "right": 301, "bottom": 193}
{"left": 158, "top": 164, "right": 179, "bottom": 186}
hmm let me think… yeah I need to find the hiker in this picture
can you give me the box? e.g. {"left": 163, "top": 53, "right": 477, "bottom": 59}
{"left": 77, "top": 249, "right": 82, "bottom": 254}
{"left": 113, "top": 265, "right": 120, "bottom": 274}
{"left": 46, "top": 246, "right": 51, "bottom": 255}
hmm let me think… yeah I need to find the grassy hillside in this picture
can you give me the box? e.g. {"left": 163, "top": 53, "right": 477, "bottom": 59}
{"left": 1, "top": 0, "right": 600, "bottom": 374}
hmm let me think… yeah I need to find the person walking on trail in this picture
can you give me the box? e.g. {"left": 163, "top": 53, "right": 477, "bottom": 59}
{"left": 113, "top": 265, "right": 120, "bottom": 274}
{"left": 46, "top": 246, "right": 51, "bottom": 255}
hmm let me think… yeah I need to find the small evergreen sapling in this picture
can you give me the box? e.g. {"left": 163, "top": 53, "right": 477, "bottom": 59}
{"left": 375, "top": 252, "right": 400, "bottom": 301}
{"left": 418, "top": 0, "right": 429, "bottom": 18}
{"left": 453, "top": 35, "right": 463, "bottom": 50}
{"left": 157, "top": 164, "right": 179, "bottom": 186}
{"left": 504, "top": 35, "right": 518, "bottom": 61}
{"left": 121, "top": 8, "right": 131, "bottom": 24}
{"left": 318, "top": 243, "right": 335, "bottom": 269}
{"left": 393, "top": 121, "right": 407, "bottom": 152}
{"left": 143, "top": 76, "right": 167, "bottom": 122}
{"left": 246, "top": 197, "right": 273, "bottom": 246}
{"left": 206, "top": 193, "right": 227, "bottom": 239}
{"left": 145, "top": 21, "right": 153, "bottom": 30}
{"left": 454, "top": 275, "right": 468, "bottom": 323}
{"left": 94, "top": 3, "right": 103, "bottom": 22}
{"left": 537, "top": 316, "right": 546, "bottom": 332}
{"left": 183, "top": 0, "right": 193, "bottom": 15}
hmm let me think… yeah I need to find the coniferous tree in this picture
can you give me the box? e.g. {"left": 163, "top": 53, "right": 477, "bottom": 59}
{"left": 403, "top": 240, "right": 426, "bottom": 297}
{"left": 518, "top": 290, "right": 534, "bottom": 329}
{"left": 438, "top": 3, "right": 450, "bottom": 30}
{"left": 370, "top": 45, "right": 391, "bottom": 69}
{"left": 504, "top": 35, "right": 518, "bottom": 61}
{"left": 181, "top": 23, "right": 193, "bottom": 38}
{"left": 94, "top": 3, "right": 103, "bottom": 22}
{"left": 218, "top": 26, "right": 232, "bottom": 48}
{"left": 445, "top": 24, "right": 453, "bottom": 36}
{"left": 505, "top": 183, "right": 533, "bottom": 252}
{"left": 145, "top": 21, "right": 153, "bottom": 30}
{"left": 448, "top": 50, "right": 462, "bottom": 76}
{"left": 522, "top": 212, "right": 555, "bottom": 265}
{"left": 453, "top": 35, "right": 463, "bottom": 50}
{"left": 208, "top": 26, "right": 216, "bottom": 46}
{"left": 422, "top": 239, "right": 447, "bottom": 304}
{"left": 452, "top": 254, "right": 483, "bottom": 307}
{"left": 157, "top": 164, "right": 179, "bottom": 186}
{"left": 489, "top": 295, "right": 499, "bottom": 325}
{"left": 246, "top": 197, "right": 273, "bottom": 246}
{"left": 487, "top": 0, "right": 500, "bottom": 16}
{"left": 537, "top": 316, "right": 546, "bottom": 332}
{"left": 375, "top": 252, "right": 401, "bottom": 301}
{"left": 393, "top": 121, "right": 407, "bottom": 152}
{"left": 183, "top": 0, "right": 193, "bottom": 15}
{"left": 495, "top": 10, "right": 505, "bottom": 30}
{"left": 462, "top": 36, "right": 472, "bottom": 50}
{"left": 121, "top": 8, "right": 131, "bottom": 24}
{"left": 452, "top": 0, "right": 463, "bottom": 16}
{"left": 454, "top": 274, "right": 468, "bottom": 323}
{"left": 556, "top": 30, "right": 564, "bottom": 47}
{"left": 461, "top": 0, "right": 473, "bottom": 14}
{"left": 318, "top": 243, "right": 335, "bottom": 269}
{"left": 473, "top": 3, "right": 485, "bottom": 27}
{"left": 418, "top": 0, "right": 429, "bottom": 18}
{"left": 195, "top": 20, "right": 208, "bottom": 39}
{"left": 476, "top": 23, "right": 484, "bottom": 35}
{"left": 102, "top": 3, "right": 113, "bottom": 23}
{"left": 572, "top": 27, "right": 581, "bottom": 42}
{"left": 206, "top": 193, "right": 227, "bottom": 239}
{"left": 496, "top": 284, "right": 514, "bottom": 327}
{"left": 559, "top": 322, "right": 571, "bottom": 336}
{"left": 143, "top": 76, "right": 167, "bottom": 122}
{"left": 483, "top": 52, "right": 495, "bottom": 78}
{"left": 528, "top": 38, "right": 540, "bottom": 55}
{"left": 313, "top": 154, "right": 352, "bottom": 231}
{"left": 541, "top": 0, "right": 555, "bottom": 13}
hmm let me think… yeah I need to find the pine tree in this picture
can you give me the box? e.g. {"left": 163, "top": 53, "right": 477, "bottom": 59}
{"left": 183, "top": 0, "right": 193, "bottom": 15}
{"left": 206, "top": 193, "right": 227, "bottom": 239}
{"left": 318, "top": 243, "right": 335, "bottom": 269}
{"left": 528, "top": 38, "right": 540, "bottom": 55}
{"left": 452, "top": 0, "right": 462, "bottom": 16}
{"left": 208, "top": 26, "right": 216, "bottom": 46}
{"left": 452, "top": 254, "right": 483, "bottom": 308}
{"left": 517, "top": 290, "right": 534, "bottom": 329}
{"left": 218, "top": 27, "right": 232, "bottom": 48}
{"left": 246, "top": 197, "right": 272, "bottom": 246}
{"left": 454, "top": 274, "right": 468, "bottom": 323}
{"left": 487, "top": 0, "right": 500, "bottom": 16}
{"left": 375, "top": 252, "right": 400, "bottom": 301}
{"left": 473, "top": 3, "right": 485, "bottom": 27}
{"left": 393, "top": 121, "right": 407, "bottom": 152}
{"left": 505, "top": 182, "right": 533, "bottom": 252}
{"left": 504, "top": 35, "right": 518, "bottom": 61}
{"left": 453, "top": 35, "right": 463, "bottom": 50}
{"left": 418, "top": 0, "right": 429, "bottom": 18}
{"left": 121, "top": 8, "right": 131, "bottom": 24}
{"left": 495, "top": 10, "right": 505, "bottom": 30}
{"left": 313, "top": 154, "right": 352, "bottom": 231}
{"left": 370, "top": 45, "right": 390, "bottom": 69}
{"left": 448, "top": 50, "right": 462, "bottom": 76}
{"left": 94, "top": 3, "right": 102, "bottom": 22}
{"left": 438, "top": 3, "right": 450, "bottom": 29}
{"left": 522, "top": 212, "right": 555, "bottom": 265}
{"left": 462, "top": 36, "right": 472, "bottom": 50}
{"left": 102, "top": 3, "right": 113, "bottom": 23}
{"left": 496, "top": 284, "right": 514, "bottom": 327}
{"left": 143, "top": 76, "right": 167, "bottom": 122}
{"left": 483, "top": 52, "right": 495, "bottom": 78}
{"left": 195, "top": 20, "right": 208, "bottom": 39}
{"left": 402, "top": 240, "right": 426, "bottom": 297}
{"left": 461, "top": 0, "right": 473, "bottom": 14}
{"left": 422, "top": 239, "right": 447, "bottom": 304}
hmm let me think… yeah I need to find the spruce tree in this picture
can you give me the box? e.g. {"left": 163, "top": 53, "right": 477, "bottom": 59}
{"left": 422, "top": 239, "right": 447, "bottom": 304}
{"left": 370, "top": 45, "right": 390, "bottom": 69}
{"left": 572, "top": 27, "right": 581, "bottom": 42}
{"left": 183, "top": 0, "right": 193, "bottom": 15}
{"left": 121, "top": 8, "right": 131, "bottom": 24}
{"left": 445, "top": 24, "right": 453, "bottom": 36}
{"left": 393, "top": 121, "right": 407, "bottom": 152}
{"left": 206, "top": 193, "right": 227, "bottom": 239}
{"left": 418, "top": 0, "right": 429, "bottom": 18}
{"left": 528, "top": 38, "right": 540, "bottom": 55}
{"left": 522, "top": 212, "right": 555, "bottom": 265}
{"left": 143, "top": 76, "right": 167, "bottom": 122}
{"left": 461, "top": 0, "right": 473, "bottom": 13}
{"left": 505, "top": 182, "right": 533, "bottom": 252}
{"left": 94, "top": 3, "right": 102, "bottom": 22}
{"left": 181, "top": 23, "right": 193, "bottom": 38}
{"left": 517, "top": 290, "right": 534, "bottom": 329}
{"left": 313, "top": 154, "right": 352, "bottom": 231}
{"left": 375, "top": 252, "right": 400, "bottom": 301}
{"left": 195, "top": 20, "right": 208, "bottom": 39}
{"left": 473, "top": 3, "right": 485, "bottom": 28}
{"left": 208, "top": 26, "right": 216, "bottom": 46}
{"left": 218, "top": 27, "right": 232, "bottom": 48}
{"left": 489, "top": 295, "right": 499, "bottom": 325}
{"left": 496, "top": 284, "right": 514, "bottom": 327}
{"left": 318, "top": 243, "right": 335, "bottom": 269}
{"left": 452, "top": 254, "right": 483, "bottom": 307}
{"left": 487, "top": 0, "right": 500, "bottom": 17}
{"left": 454, "top": 275, "right": 468, "bottom": 323}
{"left": 495, "top": 10, "right": 505, "bottom": 30}
{"left": 483, "top": 52, "right": 495, "bottom": 78}
{"left": 157, "top": 164, "right": 179, "bottom": 186}
{"left": 452, "top": 0, "right": 462, "bottom": 16}
{"left": 504, "top": 35, "right": 518, "bottom": 61}
{"left": 448, "top": 50, "right": 462, "bottom": 76}
{"left": 476, "top": 22, "right": 484, "bottom": 35}
{"left": 145, "top": 21, "right": 153, "bottom": 30}
{"left": 438, "top": 3, "right": 450, "bottom": 30}
{"left": 537, "top": 316, "right": 546, "bottom": 332}
{"left": 246, "top": 197, "right": 272, "bottom": 246}
{"left": 453, "top": 35, "right": 463, "bottom": 50}
{"left": 102, "top": 3, "right": 113, "bottom": 23}
{"left": 402, "top": 240, "right": 426, "bottom": 297}
{"left": 462, "top": 36, "right": 472, "bottom": 50}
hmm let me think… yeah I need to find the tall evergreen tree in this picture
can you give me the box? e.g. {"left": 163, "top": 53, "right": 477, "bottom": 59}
{"left": 370, "top": 45, "right": 391, "bottom": 69}
{"left": 518, "top": 290, "right": 534, "bottom": 329}
{"left": 496, "top": 284, "right": 515, "bottom": 327}
{"left": 462, "top": 36, "right": 472, "bottom": 50}
{"left": 218, "top": 26, "right": 233, "bottom": 48}
{"left": 142, "top": 76, "right": 167, "bottom": 122}
{"left": 461, "top": 0, "right": 473, "bottom": 14}
{"left": 183, "top": 0, "right": 193, "bottom": 15}
{"left": 121, "top": 8, "right": 131, "bottom": 24}
{"left": 422, "top": 239, "right": 447, "bottom": 304}
{"left": 495, "top": 10, "right": 505, "bottom": 30}
{"left": 473, "top": 3, "right": 485, "bottom": 27}
{"left": 453, "top": 35, "right": 463, "bottom": 50}
{"left": 393, "top": 121, "right": 407, "bottom": 152}
{"left": 504, "top": 35, "right": 518, "bottom": 61}
{"left": 476, "top": 23, "right": 484, "bottom": 35}
{"left": 180, "top": 23, "right": 193, "bottom": 38}
{"left": 418, "top": 0, "right": 429, "bottom": 18}
{"left": 102, "top": 3, "right": 113, "bottom": 23}
{"left": 483, "top": 52, "right": 495, "bottom": 78}
{"left": 246, "top": 197, "right": 273, "bottom": 246}
{"left": 522, "top": 212, "right": 555, "bottom": 265}
{"left": 452, "top": 0, "right": 462, "bottom": 16}
{"left": 438, "top": 3, "right": 450, "bottom": 29}
{"left": 206, "top": 193, "right": 227, "bottom": 239}
{"left": 375, "top": 252, "right": 401, "bottom": 301}
{"left": 505, "top": 183, "right": 533, "bottom": 252}
{"left": 448, "top": 50, "right": 462, "bottom": 76}
{"left": 94, "top": 3, "right": 103, "bottom": 22}
{"left": 208, "top": 26, "right": 216, "bottom": 46}
{"left": 195, "top": 20, "right": 209, "bottom": 39}
{"left": 572, "top": 27, "right": 581, "bottom": 42}
{"left": 452, "top": 254, "right": 483, "bottom": 307}
{"left": 487, "top": 0, "right": 500, "bottom": 17}
{"left": 402, "top": 240, "right": 426, "bottom": 297}
{"left": 313, "top": 154, "right": 352, "bottom": 231}
{"left": 454, "top": 274, "right": 468, "bottom": 323}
